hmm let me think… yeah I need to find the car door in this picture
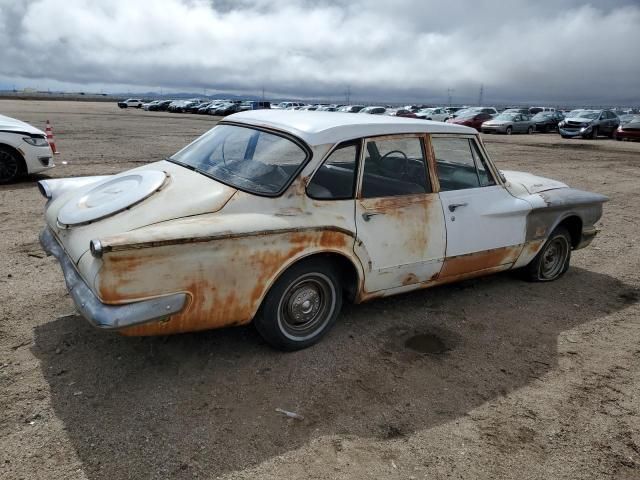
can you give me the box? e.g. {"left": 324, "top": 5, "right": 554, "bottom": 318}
{"left": 432, "top": 135, "right": 532, "bottom": 278}
{"left": 354, "top": 135, "right": 446, "bottom": 292}
{"left": 605, "top": 111, "right": 618, "bottom": 134}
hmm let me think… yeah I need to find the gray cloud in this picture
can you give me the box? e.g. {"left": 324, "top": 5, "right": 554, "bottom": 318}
{"left": 0, "top": 0, "right": 639, "bottom": 104}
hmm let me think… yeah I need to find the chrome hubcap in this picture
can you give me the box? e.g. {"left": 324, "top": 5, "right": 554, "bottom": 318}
{"left": 288, "top": 285, "right": 321, "bottom": 324}
{"left": 277, "top": 273, "right": 336, "bottom": 341}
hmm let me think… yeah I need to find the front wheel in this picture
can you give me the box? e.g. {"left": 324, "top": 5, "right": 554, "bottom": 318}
{"left": 505, "top": 126, "right": 513, "bottom": 135}
{"left": 527, "top": 126, "right": 534, "bottom": 134}
{"left": 523, "top": 227, "right": 572, "bottom": 282}
{"left": 590, "top": 127, "right": 599, "bottom": 139}
{"left": 254, "top": 259, "right": 343, "bottom": 350}
{"left": 0, "top": 147, "right": 24, "bottom": 184}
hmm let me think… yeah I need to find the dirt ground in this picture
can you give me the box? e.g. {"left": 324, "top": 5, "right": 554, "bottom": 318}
{"left": 1, "top": 100, "right": 639, "bottom": 480}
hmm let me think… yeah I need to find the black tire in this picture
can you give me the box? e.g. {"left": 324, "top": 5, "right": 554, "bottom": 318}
{"left": 590, "top": 127, "right": 599, "bottom": 139}
{"left": 523, "top": 226, "right": 572, "bottom": 282}
{"left": 505, "top": 126, "right": 513, "bottom": 135}
{"left": 527, "top": 126, "right": 534, "bottom": 134}
{"left": 0, "top": 146, "right": 25, "bottom": 184}
{"left": 254, "top": 258, "right": 343, "bottom": 350}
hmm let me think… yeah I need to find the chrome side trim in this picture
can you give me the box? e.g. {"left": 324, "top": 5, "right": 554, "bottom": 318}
{"left": 39, "top": 227, "right": 187, "bottom": 330}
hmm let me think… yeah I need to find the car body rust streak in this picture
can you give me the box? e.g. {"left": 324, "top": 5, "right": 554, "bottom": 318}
{"left": 106, "top": 228, "right": 355, "bottom": 336}
{"left": 439, "top": 245, "right": 523, "bottom": 278}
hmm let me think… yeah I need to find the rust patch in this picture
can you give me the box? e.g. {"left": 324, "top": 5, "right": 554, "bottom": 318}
{"left": 294, "top": 175, "right": 310, "bottom": 197}
{"left": 359, "top": 194, "right": 436, "bottom": 258}
{"left": 362, "top": 193, "right": 434, "bottom": 211}
{"left": 115, "top": 229, "right": 356, "bottom": 337}
{"left": 401, "top": 273, "right": 419, "bottom": 286}
{"left": 439, "top": 245, "right": 523, "bottom": 278}
{"left": 357, "top": 289, "right": 387, "bottom": 303}
{"left": 524, "top": 239, "right": 544, "bottom": 256}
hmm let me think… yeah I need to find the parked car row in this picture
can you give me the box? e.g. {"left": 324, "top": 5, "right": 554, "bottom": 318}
{"left": 119, "top": 98, "right": 638, "bottom": 141}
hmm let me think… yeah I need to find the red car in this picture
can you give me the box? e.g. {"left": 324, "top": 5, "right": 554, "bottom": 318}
{"left": 447, "top": 111, "right": 494, "bottom": 131}
{"left": 615, "top": 117, "right": 640, "bottom": 141}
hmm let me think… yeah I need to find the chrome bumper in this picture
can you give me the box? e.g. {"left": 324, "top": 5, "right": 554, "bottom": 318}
{"left": 40, "top": 227, "right": 187, "bottom": 330}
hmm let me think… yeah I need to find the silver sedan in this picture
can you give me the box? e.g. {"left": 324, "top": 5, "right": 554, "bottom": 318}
{"left": 481, "top": 113, "right": 535, "bottom": 135}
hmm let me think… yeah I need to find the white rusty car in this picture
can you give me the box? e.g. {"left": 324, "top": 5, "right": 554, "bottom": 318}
{"left": 38, "top": 111, "right": 607, "bottom": 350}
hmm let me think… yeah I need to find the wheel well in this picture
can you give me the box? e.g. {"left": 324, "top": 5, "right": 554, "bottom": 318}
{"left": 289, "top": 252, "right": 361, "bottom": 303}
{"left": 557, "top": 216, "right": 582, "bottom": 248}
{"left": 0, "top": 143, "right": 27, "bottom": 174}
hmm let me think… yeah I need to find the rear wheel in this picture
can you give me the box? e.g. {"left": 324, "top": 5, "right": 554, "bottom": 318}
{"left": 254, "top": 259, "right": 343, "bottom": 350}
{"left": 0, "top": 147, "right": 24, "bottom": 184}
{"left": 523, "top": 227, "right": 572, "bottom": 282}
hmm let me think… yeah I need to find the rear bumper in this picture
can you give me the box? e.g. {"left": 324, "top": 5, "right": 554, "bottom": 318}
{"left": 40, "top": 227, "right": 187, "bottom": 330}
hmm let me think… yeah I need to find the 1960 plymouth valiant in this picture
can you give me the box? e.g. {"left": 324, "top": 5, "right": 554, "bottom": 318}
{"left": 38, "top": 111, "right": 607, "bottom": 350}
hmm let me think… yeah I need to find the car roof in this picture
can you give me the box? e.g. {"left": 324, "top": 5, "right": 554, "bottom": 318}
{"left": 226, "top": 110, "right": 475, "bottom": 146}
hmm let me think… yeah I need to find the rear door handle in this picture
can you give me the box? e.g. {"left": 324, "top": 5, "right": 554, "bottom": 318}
{"left": 448, "top": 202, "right": 468, "bottom": 212}
{"left": 362, "top": 212, "right": 381, "bottom": 221}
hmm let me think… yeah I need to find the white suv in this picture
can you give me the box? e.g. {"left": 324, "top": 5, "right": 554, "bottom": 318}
{"left": 117, "top": 98, "right": 143, "bottom": 108}
{"left": 0, "top": 114, "right": 55, "bottom": 183}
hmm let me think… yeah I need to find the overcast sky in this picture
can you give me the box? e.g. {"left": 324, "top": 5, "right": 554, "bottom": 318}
{"left": 0, "top": 0, "right": 639, "bottom": 104}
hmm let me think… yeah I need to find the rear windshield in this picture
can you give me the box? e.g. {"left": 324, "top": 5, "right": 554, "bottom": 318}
{"left": 170, "top": 124, "right": 309, "bottom": 196}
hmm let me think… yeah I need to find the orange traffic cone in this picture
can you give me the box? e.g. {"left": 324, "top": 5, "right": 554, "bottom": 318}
{"left": 45, "top": 120, "right": 59, "bottom": 155}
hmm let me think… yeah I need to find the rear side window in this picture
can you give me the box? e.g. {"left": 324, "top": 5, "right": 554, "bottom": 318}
{"left": 307, "top": 142, "right": 359, "bottom": 200}
{"left": 432, "top": 137, "right": 495, "bottom": 191}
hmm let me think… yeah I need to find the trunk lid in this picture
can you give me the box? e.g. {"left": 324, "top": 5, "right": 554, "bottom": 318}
{"left": 46, "top": 160, "right": 237, "bottom": 263}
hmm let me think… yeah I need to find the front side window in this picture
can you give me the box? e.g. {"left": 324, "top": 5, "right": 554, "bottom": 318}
{"left": 307, "top": 142, "right": 359, "bottom": 200}
{"left": 170, "top": 124, "right": 308, "bottom": 196}
{"left": 432, "top": 137, "right": 495, "bottom": 191}
{"left": 361, "top": 137, "right": 430, "bottom": 198}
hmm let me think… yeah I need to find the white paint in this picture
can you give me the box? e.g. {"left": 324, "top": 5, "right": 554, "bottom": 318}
{"left": 502, "top": 170, "right": 568, "bottom": 194}
{"left": 439, "top": 185, "right": 531, "bottom": 257}
{"left": 57, "top": 170, "right": 167, "bottom": 226}
{"left": 0, "top": 114, "right": 55, "bottom": 175}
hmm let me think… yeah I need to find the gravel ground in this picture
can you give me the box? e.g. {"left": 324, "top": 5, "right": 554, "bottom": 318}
{"left": 0, "top": 100, "right": 639, "bottom": 480}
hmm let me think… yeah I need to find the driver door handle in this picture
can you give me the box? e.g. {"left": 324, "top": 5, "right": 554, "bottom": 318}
{"left": 362, "top": 212, "right": 381, "bottom": 221}
{"left": 448, "top": 202, "right": 468, "bottom": 212}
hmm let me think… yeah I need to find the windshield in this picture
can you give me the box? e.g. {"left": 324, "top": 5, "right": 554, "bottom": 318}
{"left": 577, "top": 111, "right": 599, "bottom": 120}
{"left": 170, "top": 124, "right": 309, "bottom": 196}
{"left": 495, "top": 113, "right": 517, "bottom": 121}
